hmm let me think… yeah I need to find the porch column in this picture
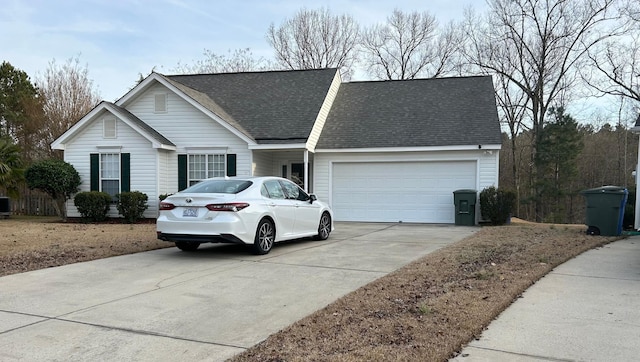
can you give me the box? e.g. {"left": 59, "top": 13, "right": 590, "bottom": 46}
{"left": 636, "top": 135, "right": 640, "bottom": 230}
{"left": 304, "top": 149, "right": 309, "bottom": 192}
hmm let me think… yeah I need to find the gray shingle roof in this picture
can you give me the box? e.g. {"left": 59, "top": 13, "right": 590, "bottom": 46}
{"left": 316, "top": 76, "right": 502, "bottom": 149}
{"left": 166, "top": 68, "right": 338, "bottom": 143}
{"left": 107, "top": 103, "right": 175, "bottom": 146}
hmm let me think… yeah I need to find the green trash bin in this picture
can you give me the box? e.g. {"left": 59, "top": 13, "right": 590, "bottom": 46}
{"left": 581, "top": 186, "right": 628, "bottom": 236}
{"left": 453, "top": 189, "right": 477, "bottom": 226}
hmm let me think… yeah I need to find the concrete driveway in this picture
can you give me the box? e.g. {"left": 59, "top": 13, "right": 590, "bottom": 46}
{"left": 0, "top": 222, "right": 476, "bottom": 361}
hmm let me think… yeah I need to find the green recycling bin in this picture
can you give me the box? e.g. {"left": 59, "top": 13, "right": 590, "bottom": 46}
{"left": 581, "top": 186, "right": 628, "bottom": 236}
{"left": 454, "top": 189, "right": 477, "bottom": 226}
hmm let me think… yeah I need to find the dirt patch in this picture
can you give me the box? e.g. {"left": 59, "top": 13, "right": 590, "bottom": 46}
{"left": 0, "top": 217, "right": 622, "bottom": 361}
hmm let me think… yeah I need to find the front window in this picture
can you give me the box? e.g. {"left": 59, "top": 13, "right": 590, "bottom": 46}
{"left": 100, "top": 153, "right": 120, "bottom": 199}
{"left": 188, "top": 154, "right": 225, "bottom": 185}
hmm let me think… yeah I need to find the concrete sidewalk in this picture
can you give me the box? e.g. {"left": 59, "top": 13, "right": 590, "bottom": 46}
{"left": 454, "top": 236, "right": 640, "bottom": 361}
{"left": 0, "top": 222, "right": 476, "bottom": 361}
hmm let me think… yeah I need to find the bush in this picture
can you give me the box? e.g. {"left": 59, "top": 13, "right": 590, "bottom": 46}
{"left": 25, "top": 159, "right": 81, "bottom": 221}
{"left": 480, "top": 186, "right": 516, "bottom": 226}
{"left": 116, "top": 191, "right": 149, "bottom": 223}
{"left": 159, "top": 193, "right": 172, "bottom": 201}
{"left": 74, "top": 191, "right": 112, "bottom": 222}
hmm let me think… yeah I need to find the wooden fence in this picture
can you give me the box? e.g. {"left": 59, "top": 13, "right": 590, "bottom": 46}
{"left": 6, "top": 188, "right": 58, "bottom": 216}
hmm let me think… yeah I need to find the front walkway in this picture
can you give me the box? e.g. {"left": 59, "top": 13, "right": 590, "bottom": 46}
{"left": 454, "top": 237, "right": 640, "bottom": 361}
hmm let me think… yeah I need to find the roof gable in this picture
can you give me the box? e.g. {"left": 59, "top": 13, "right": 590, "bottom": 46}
{"left": 51, "top": 101, "right": 175, "bottom": 150}
{"left": 317, "top": 76, "right": 502, "bottom": 149}
{"left": 107, "top": 104, "right": 175, "bottom": 148}
{"left": 166, "top": 68, "right": 339, "bottom": 143}
{"left": 118, "top": 73, "right": 257, "bottom": 145}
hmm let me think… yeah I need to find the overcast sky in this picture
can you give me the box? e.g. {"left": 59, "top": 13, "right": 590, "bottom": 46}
{"left": 1, "top": 0, "right": 484, "bottom": 101}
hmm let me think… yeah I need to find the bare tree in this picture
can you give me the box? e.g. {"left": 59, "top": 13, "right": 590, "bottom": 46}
{"left": 173, "top": 48, "right": 274, "bottom": 74}
{"left": 463, "top": 0, "right": 621, "bottom": 221}
{"left": 37, "top": 57, "right": 101, "bottom": 159}
{"left": 361, "top": 9, "right": 463, "bottom": 80}
{"left": 495, "top": 72, "right": 530, "bottom": 213}
{"left": 586, "top": 8, "right": 640, "bottom": 102}
{"left": 266, "top": 7, "right": 360, "bottom": 79}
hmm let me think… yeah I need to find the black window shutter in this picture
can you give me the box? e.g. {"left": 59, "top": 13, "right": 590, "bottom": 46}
{"left": 121, "top": 153, "right": 130, "bottom": 192}
{"left": 178, "top": 154, "right": 187, "bottom": 190}
{"left": 90, "top": 154, "right": 99, "bottom": 191}
{"left": 227, "top": 154, "right": 237, "bottom": 176}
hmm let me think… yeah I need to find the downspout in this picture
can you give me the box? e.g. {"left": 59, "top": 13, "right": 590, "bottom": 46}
{"left": 304, "top": 149, "right": 309, "bottom": 192}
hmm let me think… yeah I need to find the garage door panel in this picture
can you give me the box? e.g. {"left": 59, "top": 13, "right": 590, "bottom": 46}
{"left": 331, "top": 161, "right": 476, "bottom": 223}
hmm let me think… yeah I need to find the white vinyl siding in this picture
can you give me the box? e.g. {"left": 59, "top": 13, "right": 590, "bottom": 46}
{"left": 252, "top": 151, "right": 273, "bottom": 176}
{"left": 63, "top": 114, "right": 158, "bottom": 218}
{"left": 126, "top": 83, "right": 251, "bottom": 177}
{"left": 157, "top": 150, "right": 173, "bottom": 200}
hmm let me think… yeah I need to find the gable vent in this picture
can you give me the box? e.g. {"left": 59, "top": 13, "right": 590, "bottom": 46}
{"left": 103, "top": 118, "right": 116, "bottom": 138}
{"left": 154, "top": 93, "right": 167, "bottom": 113}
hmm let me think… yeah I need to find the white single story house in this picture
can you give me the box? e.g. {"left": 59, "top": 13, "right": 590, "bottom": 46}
{"left": 52, "top": 68, "right": 502, "bottom": 223}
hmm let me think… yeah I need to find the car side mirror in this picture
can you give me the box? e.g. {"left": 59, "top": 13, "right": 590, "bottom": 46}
{"left": 309, "top": 194, "right": 317, "bottom": 204}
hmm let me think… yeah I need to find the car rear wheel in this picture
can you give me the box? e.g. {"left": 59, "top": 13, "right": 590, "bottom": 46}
{"left": 175, "top": 241, "right": 200, "bottom": 251}
{"left": 252, "top": 219, "right": 275, "bottom": 255}
{"left": 315, "top": 212, "right": 331, "bottom": 240}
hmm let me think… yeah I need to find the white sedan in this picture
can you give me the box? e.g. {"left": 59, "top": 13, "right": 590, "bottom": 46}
{"left": 156, "top": 176, "right": 333, "bottom": 254}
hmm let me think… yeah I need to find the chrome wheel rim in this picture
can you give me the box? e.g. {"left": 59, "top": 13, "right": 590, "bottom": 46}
{"left": 319, "top": 214, "right": 331, "bottom": 239}
{"left": 258, "top": 222, "right": 274, "bottom": 251}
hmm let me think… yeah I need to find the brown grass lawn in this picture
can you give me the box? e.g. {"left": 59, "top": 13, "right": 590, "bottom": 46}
{"left": 0, "top": 216, "right": 622, "bottom": 361}
{"left": 0, "top": 216, "right": 169, "bottom": 277}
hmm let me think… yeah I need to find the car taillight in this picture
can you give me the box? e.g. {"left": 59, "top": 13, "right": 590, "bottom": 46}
{"left": 159, "top": 202, "right": 176, "bottom": 210}
{"left": 206, "top": 203, "right": 250, "bottom": 212}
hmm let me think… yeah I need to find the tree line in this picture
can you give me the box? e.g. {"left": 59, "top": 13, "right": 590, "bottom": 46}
{"left": 1, "top": 0, "right": 639, "bottom": 223}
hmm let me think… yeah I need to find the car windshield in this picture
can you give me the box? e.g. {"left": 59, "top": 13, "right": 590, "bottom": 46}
{"left": 182, "top": 180, "right": 253, "bottom": 194}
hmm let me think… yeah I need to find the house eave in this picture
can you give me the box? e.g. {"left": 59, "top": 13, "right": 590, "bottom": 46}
{"left": 249, "top": 143, "right": 308, "bottom": 150}
{"left": 104, "top": 103, "right": 176, "bottom": 149}
{"left": 51, "top": 101, "right": 108, "bottom": 150}
{"left": 50, "top": 101, "right": 177, "bottom": 152}
{"left": 315, "top": 144, "right": 502, "bottom": 153}
{"left": 156, "top": 144, "right": 177, "bottom": 151}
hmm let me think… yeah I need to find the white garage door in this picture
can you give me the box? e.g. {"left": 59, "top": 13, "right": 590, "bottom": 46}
{"left": 331, "top": 161, "right": 477, "bottom": 223}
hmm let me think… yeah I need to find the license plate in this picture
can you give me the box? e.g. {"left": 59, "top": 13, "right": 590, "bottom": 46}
{"left": 182, "top": 208, "right": 199, "bottom": 217}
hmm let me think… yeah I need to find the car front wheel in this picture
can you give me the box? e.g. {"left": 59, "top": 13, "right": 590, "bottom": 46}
{"left": 175, "top": 241, "right": 200, "bottom": 251}
{"left": 315, "top": 212, "right": 331, "bottom": 240}
{"left": 253, "top": 219, "right": 275, "bottom": 255}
